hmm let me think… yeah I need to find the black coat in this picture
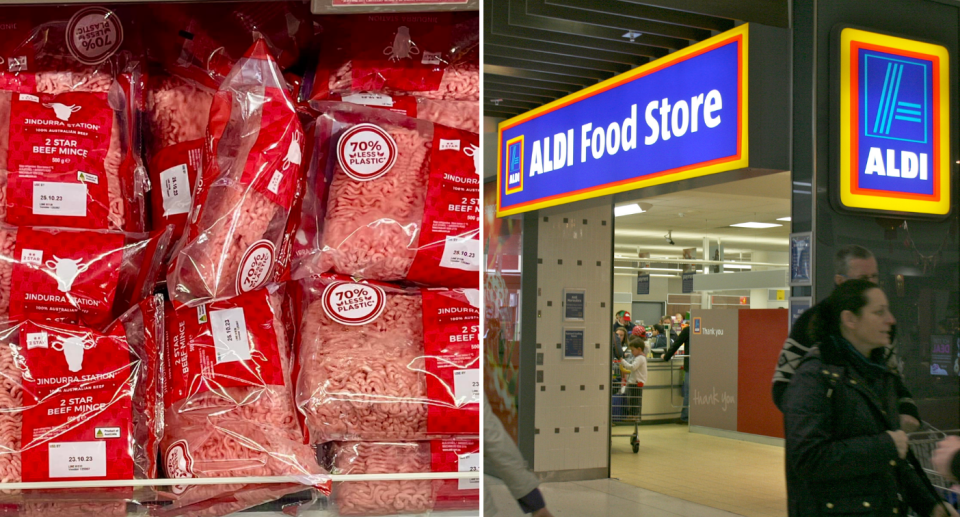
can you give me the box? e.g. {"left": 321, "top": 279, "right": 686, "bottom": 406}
{"left": 782, "top": 336, "right": 941, "bottom": 517}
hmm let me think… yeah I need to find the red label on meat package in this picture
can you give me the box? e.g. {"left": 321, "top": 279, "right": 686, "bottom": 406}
{"left": 430, "top": 439, "right": 480, "bottom": 508}
{"left": 406, "top": 126, "right": 479, "bottom": 288}
{"left": 348, "top": 15, "right": 452, "bottom": 93}
{"left": 5, "top": 91, "right": 114, "bottom": 228}
{"left": 238, "top": 87, "right": 302, "bottom": 211}
{"left": 165, "top": 289, "right": 285, "bottom": 408}
{"left": 19, "top": 320, "right": 135, "bottom": 482}
{"left": 10, "top": 228, "right": 124, "bottom": 328}
{"left": 422, "top": 289, "right": 479, "bottom": 435}
{"left": 148, "top": 138, "right": 203, "bottom": 237}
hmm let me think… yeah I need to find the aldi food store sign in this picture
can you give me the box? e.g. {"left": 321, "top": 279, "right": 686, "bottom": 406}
{"left": 496, "top": 25, "right": 749, "bottom": 217}
{"left": 836, "top": 28, "right": 951, "bottom": 217}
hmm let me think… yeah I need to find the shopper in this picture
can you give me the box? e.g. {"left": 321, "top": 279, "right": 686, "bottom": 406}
{"left": 661, "top": 324, "right": 691, "bottom": 423}
{"left": 612, "top": 328, "right": 626, "bottom": 361}
{"left": 932, "top": 436, "right": 960, "bottom": 485}
{"left": 613, "top": 310, "right": 635, "bottom": 334}
{"left": 649, "top": 324, "right": 667, "bottom": 352}
{"left": 619, "top": 337, "right": 648, "bottom": 422}
{"left": 781, "top": 280, "right": 956, "bottom": 517}
{"left": 772, "top": 245, "right": 921, "bottom": 432}
{"left": 484, "top": 398, "right": 554, "bottom": 517}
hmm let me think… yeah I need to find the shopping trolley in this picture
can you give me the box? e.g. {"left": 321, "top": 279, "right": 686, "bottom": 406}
{"left": 611, "top": 360, "right": 642, "bottom": 454}
{"left": 908, "top": 425, "right": 960, "bottom": 512}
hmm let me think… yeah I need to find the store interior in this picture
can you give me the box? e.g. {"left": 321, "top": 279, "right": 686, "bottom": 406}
{"left": 608, "top": 171, "right": 791, "bottom": 517}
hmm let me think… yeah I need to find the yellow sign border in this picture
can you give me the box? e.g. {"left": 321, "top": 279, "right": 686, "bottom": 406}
{"left": 839, "top": 28, "right": 951, "bottom": 216}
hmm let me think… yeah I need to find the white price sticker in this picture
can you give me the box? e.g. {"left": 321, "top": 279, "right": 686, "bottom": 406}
{"left": 422, "top": 52, "right": 442, "bottom": 66}
{"left": 210, "top": 308, "right": 251, "bottom": 364}
{"left": 49, "top": 441, "right": 106, "bottom": 478}
{"left": 267, "top": 171, "right": 284, "bottom": 195}
{"left": 457, "top": 452, "right": 480, "bottom": 490}
{"left": 33, "top": 182, "right": 87, "bottom": 217}
{"left": 453, "top": 369, "right": 480, "bottom": 406}
{"left": 19, "top": 93, "right": 39, "bottom": 103}
{"left": 440, "top": 236, "right": 480, "bottom": 272}
{"left": 341, "top": 93, "right": 395, "bottom": 107}
{"left": 26, "top": 332, "right": 48, "bottom": 350}
{"left": 160, "top": 164, "right": 191, "bottom": 216}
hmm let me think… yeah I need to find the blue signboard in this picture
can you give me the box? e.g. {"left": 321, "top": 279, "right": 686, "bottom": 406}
{"left": 636, "top": 274, "right": 650, "bottom": 295}
{"left": 682, "top": 272, "right": 695, "bottom": 294}
{"left": 838, "top": 28, "right": 950, "bottom": 217}
{"left": 789, "top": 297, "right": 812, "bottom": 331}
{"left": 563, "top": 328, "right": 584, "bottom": 360}
{"left": 496, "top": 25, "right": 749, "bottom": 216}
{"left": 564, "top": 289, "right": 585, "bottom": 321}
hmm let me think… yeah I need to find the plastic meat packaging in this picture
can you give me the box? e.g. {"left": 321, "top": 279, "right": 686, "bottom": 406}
{"left": 0, "top": 7, "right": 147, "bottom": 232}
{"left": 330, "top": 94, "right": 479, "bottom": 133}
{"left": 294, "top": 103, "right": 479, "bottom": 288}
{"left": 295, "top": 275, "right": 480, "bottom": 443}
{"left": 324, "top": 440, "right": 479, "bottom": 516}
{"left": 0, "top": 225, "right": 171, "bottom": 329}
{"left": 144, "top": 72, "right": 213, "bottom": 244}
{"left": 167, "top": 40, "right": 306, "bottom": 307}
{"left": 306, "top": 13, "right": 478, "bottom": 101}
{"left": 0, "top": 294, "right": 165, "bottom": 490}
{"left": 160, "top": 285, "right": 327, "bottom": 516}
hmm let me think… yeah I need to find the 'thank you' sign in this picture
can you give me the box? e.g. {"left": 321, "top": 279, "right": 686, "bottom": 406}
{"left": 836, "top": 28, "right": 950, "bottom": 217}
{"left": 496, "top": 24, "right": 749, "bottom": 217}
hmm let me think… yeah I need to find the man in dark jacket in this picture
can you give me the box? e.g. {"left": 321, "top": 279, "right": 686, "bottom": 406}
{"left": 772, "top": 245, "right": 921, "bottom": 431}
{"left": 662, "top": 325, "right": 691, "bottom": 422}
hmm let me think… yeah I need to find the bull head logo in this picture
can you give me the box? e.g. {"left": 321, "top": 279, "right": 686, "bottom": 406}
{"left": 52, "top": 336, "right": 95, "bottom": 372}
{"left": 43, "top": 103, "right": 81, "bottom": 122}
{"left": 464, "top": 144, "right": 479, "bottom": 175}
{"left": 283, "top": 131, "right": 303, "bottom": 170}
{"left": 384, "top": 26, "right": 420, "bottom": 61}
{"left": 44, "top": 256, "right": 88, "bottom": 293}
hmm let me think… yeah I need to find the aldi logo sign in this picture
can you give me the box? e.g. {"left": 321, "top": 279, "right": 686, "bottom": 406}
{"left": 505, "top": 136, "right": 524, "bottom": 194}
{"left": 837, "top": 28, "right": 950, "bottom": 217}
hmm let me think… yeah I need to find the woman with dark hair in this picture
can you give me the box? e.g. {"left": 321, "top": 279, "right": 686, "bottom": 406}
{"left": 782, "top": 280, "right": 957, "bottom": 517}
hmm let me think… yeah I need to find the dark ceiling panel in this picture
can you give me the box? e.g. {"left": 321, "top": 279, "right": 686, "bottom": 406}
{"left": 510, "top": 0, "right": 687, "bottom": 50}
{"left": 526, "top": 0, "right": 711, "bottom": 41}
{"left": 489, "top": 0, "right": 668, "bottom": 57}
{"left": 619, "top": 0, "right": 788, "bottom": 28}
{"left": 485, "top": 87, "right": 562, "bottom": 104}
{"left": 484, "top": 64, "right": 600, "bottom": 87}
{"left": 483, "top": 0, "right": 746, "bottom": 120}
{"left": 545, "top": 0, "right": 735, "bottom": 32}
{"left": 486, "top": 33, "right": 648, "bottom": 66}
{"left": 486, "top": 44, "right": 633, "bottom": 74}
{"left": 484, "top": 97, "right": 542, "bottom": 111}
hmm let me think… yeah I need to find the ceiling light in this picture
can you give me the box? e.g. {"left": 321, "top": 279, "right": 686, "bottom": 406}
{"left": 777, "top": 217, "right": 791, "bottom": 221}
{"left": 622, "top": 31, "right": 643, "bottom": 42}
{"left": 722, "top": 264, "right": 753, "bottom": 270}
{"left": 614, "top": 203, "right": 645, "bottom": 217}
{"left": 730, "top": 222, "right": 783, "bottom": 229}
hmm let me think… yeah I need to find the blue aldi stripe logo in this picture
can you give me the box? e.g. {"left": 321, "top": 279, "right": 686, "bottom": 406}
{"left": 505, "top": 136, "right": 524, "bottom": 194}
{"left": 865, "top": 55, "right": 928, "bottom": 144}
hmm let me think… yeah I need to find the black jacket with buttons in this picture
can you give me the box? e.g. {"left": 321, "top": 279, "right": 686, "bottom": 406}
{"left": 782, "top": 336, "right": 942, "bottom": 517}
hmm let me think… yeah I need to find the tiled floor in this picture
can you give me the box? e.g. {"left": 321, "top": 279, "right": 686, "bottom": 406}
{"left": 610, "top": 424, "right": 787, "bottom": 517}
{"left": 487, "top": 477, "right": 742, "bottom": 516}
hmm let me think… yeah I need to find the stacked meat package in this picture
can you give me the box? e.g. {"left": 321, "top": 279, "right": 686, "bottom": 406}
{"left": 0, "top": 3, "right": 479, "bottom": 515}
{"left": 293, "top": 12, "right": 481, "bottom": 514}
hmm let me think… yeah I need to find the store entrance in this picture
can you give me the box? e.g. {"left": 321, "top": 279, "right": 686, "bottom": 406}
{"left": 609, "top": 171, "right": 791, "bottom": 517}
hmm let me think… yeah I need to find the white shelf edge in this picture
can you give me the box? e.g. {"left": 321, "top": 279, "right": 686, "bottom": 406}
{"left": 0, "top": 472, "right": 480, "bottom": 490}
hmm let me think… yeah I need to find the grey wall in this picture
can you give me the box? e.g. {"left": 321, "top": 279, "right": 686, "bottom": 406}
{"left": 532, "top": 196, "right": 613, "bottom": 475}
